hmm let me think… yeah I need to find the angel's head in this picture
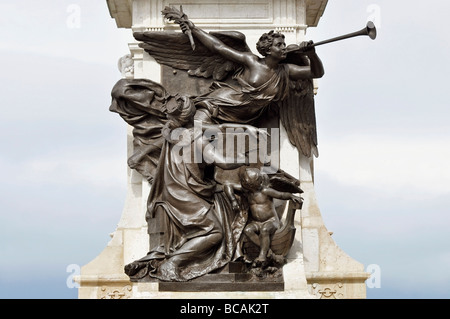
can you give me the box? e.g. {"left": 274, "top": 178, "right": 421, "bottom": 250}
{"left": 239, "top": 167, "right": 263, "bottom": 191}
{"left": 256, "top": 30, "right": 286, "bottom": 58}
{"left": 162, "top": 95, "right": 196, "bottom": 144}
{"left": 165, "top": 94, "right": 196, "bottom": 127}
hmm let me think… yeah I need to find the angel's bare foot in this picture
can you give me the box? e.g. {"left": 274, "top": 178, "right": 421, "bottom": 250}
{"left": 159, "top": 259, "right": 180, "bottom": 281}
{"left": 275, "top": 254, "right": 286, "bottom": 263}
{"left": 124, "top": 261, "right": 146, "bottom": 276}
{"left": 243, "top": 255, "right": 253, "bottom": 264}
{"left": 252, "top": 256, "right": 267, "bottom": 268}
{"left": 265, "top": 249, "right": 284, "bottom": 265}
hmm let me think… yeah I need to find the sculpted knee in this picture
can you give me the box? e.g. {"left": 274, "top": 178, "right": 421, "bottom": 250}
{"left": 261, "top": 222, "right": 278, "bottom": 235}
{"left": 244, "top": 225, "right": 256, "bottom": 237}
{"left": 209, "top": 231, "right": 223, "bottom": 246}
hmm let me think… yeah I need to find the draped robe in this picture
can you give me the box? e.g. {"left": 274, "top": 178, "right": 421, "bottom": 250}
{"left": 119, "top": 64, "right": 291, "bottom": 281}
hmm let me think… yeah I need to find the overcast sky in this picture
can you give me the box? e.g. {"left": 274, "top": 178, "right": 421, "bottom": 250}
{"left": 0, "top": 0, "right": 449, "bottom": 299}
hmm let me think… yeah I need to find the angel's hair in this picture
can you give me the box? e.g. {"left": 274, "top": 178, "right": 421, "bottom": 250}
{"left": 256, "top": 30, "right": 285, "bottom": 56}
{"left": 239, "top": 167, "right": 263, "bottom": 191}
{"left": 162, "top": 95, "right": 196, "bottom": 143}
{"left": 166, "top": 95, "right": 196, "bottom": 127}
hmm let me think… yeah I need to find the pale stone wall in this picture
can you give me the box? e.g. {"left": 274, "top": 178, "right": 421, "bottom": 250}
{"left": 75, "top": 0, "right": 370, "bottom": 299}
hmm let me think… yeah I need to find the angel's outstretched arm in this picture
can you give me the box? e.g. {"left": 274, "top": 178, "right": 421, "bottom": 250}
{"left": 197, "top": 121, "right": 269, "bottom": 141}
{"left": 199, "top": 136, "right": 250, "bottom": 170}
{"left": 181, "top": 20, "right": 254, "bottom": 66}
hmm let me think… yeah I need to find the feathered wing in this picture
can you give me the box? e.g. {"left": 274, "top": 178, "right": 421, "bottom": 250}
{"left": 278, "top": 46, "right": 319, "bottom": 158}
{"left": 110, "top": 31, "right": 250, "bottom": 182}
{"left": 267, "top": 172, "right": 303, "bottom": 194}
{"left": 133, "top": 30, "right": 251, "bottom": 81}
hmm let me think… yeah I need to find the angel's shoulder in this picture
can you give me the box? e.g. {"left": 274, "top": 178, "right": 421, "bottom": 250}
{"left": 243, "top": 52, "right": 261, "bottom": 64}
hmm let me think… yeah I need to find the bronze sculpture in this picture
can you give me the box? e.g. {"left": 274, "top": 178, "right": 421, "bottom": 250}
{"left": 108, "top": 5, "right": 376, "bottom": 287}
{"left": 111, "top": 6, "right": 322, "bottom": 283}
{"left": 225, "top": 167, "right": 303, "bottom": 269}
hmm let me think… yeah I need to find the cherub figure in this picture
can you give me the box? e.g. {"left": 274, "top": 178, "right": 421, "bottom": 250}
{"left": 225, "top": 167, "right": 303, "bottom": 268}
{"left": 117, "top": 54, "right": 134, "bottom": 78}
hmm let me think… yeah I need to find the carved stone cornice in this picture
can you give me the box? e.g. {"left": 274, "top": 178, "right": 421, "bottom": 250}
{"left": 306, "top": 0, "right": 328, "bottom": 26}
{"left": 106, "top": 0, "right": 328, "bottom": 29}
{"left": 107, "top": 0, "right": 133, "bottom": 28}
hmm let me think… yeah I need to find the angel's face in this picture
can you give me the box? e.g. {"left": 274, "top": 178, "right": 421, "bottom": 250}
{"left": 269, "top": 38, "right": 287, "bottom": 60}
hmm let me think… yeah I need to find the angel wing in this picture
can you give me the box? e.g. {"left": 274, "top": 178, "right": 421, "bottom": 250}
{"left": 133, "top": 30, "right": 251, "bottom": 81}
{"left": 278, "top": 45, "right": 319, "bottom": 158}
{"left": 267, "top": 170, "right": 303, "bottom": 194}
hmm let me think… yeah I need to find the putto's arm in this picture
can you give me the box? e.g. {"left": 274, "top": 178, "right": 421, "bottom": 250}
{"left": 262, "top": 187, "right": 303, "bottom": 208}
{"left": 262, "top": 187, "right": 294, "bottom": 201}
{"left": 224, "top": 183, "right": 242, "bottom": 212}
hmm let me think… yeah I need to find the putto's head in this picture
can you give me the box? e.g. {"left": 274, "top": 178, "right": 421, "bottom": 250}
{"left": 256, "top": 30, "right": 285, "bottom": 57}
{"left": 239, "top": 167, "right": 262, "bottom": 191}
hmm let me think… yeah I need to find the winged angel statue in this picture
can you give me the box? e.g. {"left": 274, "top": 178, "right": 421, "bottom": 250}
{"left": 110, "top": 6, "right": 324, "bottom": 282}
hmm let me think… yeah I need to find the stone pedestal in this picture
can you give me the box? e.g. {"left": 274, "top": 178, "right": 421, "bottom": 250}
{"left": 75, "top": 0, "right": 370, "bottom": 299}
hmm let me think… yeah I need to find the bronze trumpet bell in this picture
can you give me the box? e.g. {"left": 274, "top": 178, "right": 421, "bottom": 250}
{"left": 313, "top": 21, "right": 377, "bottom": 47}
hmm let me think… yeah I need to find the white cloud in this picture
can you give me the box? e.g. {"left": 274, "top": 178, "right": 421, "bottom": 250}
{"left": 0, "top": 36, "right": 132, "bottom": 66}
{"left": 13, "top": 146, "right": 127, "bottom": 189}
{"left": 0, "top": 2, "right": 134, "bottom": 67}
{"left": 315, "top": 134, "right": 450, "bottom": 199}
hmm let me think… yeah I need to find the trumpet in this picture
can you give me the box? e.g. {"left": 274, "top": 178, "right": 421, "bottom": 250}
{"left": 312, "top": 21, "right": 377, "bottom": 47}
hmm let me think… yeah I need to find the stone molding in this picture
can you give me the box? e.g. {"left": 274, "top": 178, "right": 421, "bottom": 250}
{"left": 107, "top": 0, "right": 328, "bottom": 29}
